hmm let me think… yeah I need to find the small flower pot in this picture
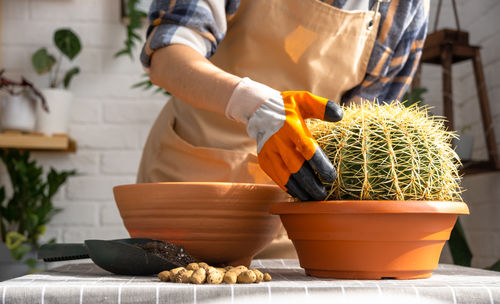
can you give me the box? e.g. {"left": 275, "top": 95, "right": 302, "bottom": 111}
{"left": 1, "top": 94, "right": 36, "bottom": 132}
{"left": 36, "top": 88, "right": 72, "bottom": 136}
{"left": 270, "top": 200, "right": 469, "bottom": 280}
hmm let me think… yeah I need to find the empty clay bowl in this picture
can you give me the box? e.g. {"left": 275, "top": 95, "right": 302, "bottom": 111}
{"left": 113, "top": 182, "right": 291, "bottom": 266}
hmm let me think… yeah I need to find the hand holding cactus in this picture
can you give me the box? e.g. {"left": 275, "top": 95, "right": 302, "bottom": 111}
{"left": 226, "top": 78, "right": 343, "bottom": 201}
{"left": 253, "top": 91, "right": 343, "bottom": 201}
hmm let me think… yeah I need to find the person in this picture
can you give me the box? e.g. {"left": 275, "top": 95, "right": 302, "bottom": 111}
{"left": 137, "top": 0, "right": 429, "bottom": 258}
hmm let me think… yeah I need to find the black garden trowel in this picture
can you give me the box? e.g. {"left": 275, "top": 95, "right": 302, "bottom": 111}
{"left": 38, "top": 238, "right": 196, "bottom": 275}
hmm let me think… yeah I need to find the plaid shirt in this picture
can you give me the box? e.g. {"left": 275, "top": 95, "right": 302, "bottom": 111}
{"left": 141, "top": 0, "right": 429, "bottom": 102}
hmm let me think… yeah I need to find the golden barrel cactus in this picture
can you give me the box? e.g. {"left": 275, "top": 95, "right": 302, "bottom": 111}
{"left": 308, "top": 102, "right": 462, "bottom": 201}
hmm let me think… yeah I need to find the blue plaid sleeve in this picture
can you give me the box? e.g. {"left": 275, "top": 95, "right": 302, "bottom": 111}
{"left": 140, "top": 0, "right": 240, "bottom": 70}
{"left": 342, "top": 0, "right": 429, "bottom": 103}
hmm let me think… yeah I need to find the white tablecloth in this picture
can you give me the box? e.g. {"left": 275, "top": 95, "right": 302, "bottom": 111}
{"left": 1, "top": 260, "right": 500, "bottom": 303}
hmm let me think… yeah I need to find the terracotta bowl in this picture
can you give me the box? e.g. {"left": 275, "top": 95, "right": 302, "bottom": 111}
{"left": 113, "top": 182, "right": 290, "bottom": 266}
{"left": 270, "top": 200, "right": 469, "bottom": 280}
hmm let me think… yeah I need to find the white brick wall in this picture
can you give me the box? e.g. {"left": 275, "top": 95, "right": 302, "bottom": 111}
{"left": 1, "top": 0, "right": 499, "bottom": 269}
{"left": 1, "top": 0, "right": 167, "bottom": 244}
{"left": 422, "top": 1, "right": 500, "bottom": 268}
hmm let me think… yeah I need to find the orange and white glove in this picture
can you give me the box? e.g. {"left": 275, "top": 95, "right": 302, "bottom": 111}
{"left": 226, "top": 78, "right": 343, "bottom": 201}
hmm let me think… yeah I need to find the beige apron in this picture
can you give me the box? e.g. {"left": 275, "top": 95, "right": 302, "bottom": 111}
{"left": 137, "top": 0, "right": 381, "bottom": 258}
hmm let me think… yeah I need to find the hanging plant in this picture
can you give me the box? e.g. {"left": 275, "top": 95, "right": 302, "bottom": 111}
{"left": 116, "top": 0, "right": 169, "bottom": 96}
{"left": 116, "top": 0, "right": 147, "bottom": 59}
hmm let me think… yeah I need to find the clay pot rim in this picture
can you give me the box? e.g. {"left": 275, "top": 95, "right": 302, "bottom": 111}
{"left": 270, "top": 200, "right": 469, "bottom": 215}
{"left": 114, "top": 182, "right": 281, "bottom": 191}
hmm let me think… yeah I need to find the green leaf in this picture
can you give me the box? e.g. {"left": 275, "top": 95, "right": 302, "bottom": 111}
{"left": 448, "top": 218, "right": 473, "bottom": 267}
{"left": 35, "top": 225, "right": 46, "bottom": 239}
{"left": 131, "top": 79, "right": 151, "bottom": 89}
{"left": 131, "top": 74, "right": 171, "bottom": 96}
{"left": 63, "top": 67, "right": 80, "bottom": 89}
{"left": 487, "top": 259, "right": 500, "bottom": 271}
{"left": 5, "top": 231, "right": 27, "bottom": 249}
{"left": 47, "top": 168, "right": 76, "bottom": 198}
{"left": 54, "top": 29, "right": 81, "bottom": 60}
{"left": 26, "top": 213, "right": 39, "bottom": 233}
{"left": 402, "top": 87, "right": 428, "bottom": 108}
{"left": 130, "top": 31, "right": 141, "bottom": 41}
{"left": 0, "top": 186, "right": 5, "bottom": 203}
{"left": 11, "top": 244, "right": 30, "bottom": 260}
{"left": 114, "top": 49, "right": 131, "bottom": 58}
{"left": 116, "top": 0, "right": 145, "bottom": 59}
{"left": 32, "top": 48, "right": 56, "bottom": 74}
{"left": 5, "top": 198, "right": 20, "bottom": 222}
{"left": 25, "top": 258, "right": 38, "bottom": 269}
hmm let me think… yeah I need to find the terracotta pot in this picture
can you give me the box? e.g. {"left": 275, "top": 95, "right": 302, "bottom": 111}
{"left": 270, "top": 200, "right": 469, "bottom": 279}
{"left": 114, "top": 182, "right": 290, "bottom": 266}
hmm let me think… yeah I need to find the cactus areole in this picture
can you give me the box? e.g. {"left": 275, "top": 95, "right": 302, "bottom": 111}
{"left": 270, "top": 102, "right": 469, "bottom": 280}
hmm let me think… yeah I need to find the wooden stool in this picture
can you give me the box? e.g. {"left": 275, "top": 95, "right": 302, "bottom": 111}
{"left": 413, "top": 29, "right": 500, "bottom": 174}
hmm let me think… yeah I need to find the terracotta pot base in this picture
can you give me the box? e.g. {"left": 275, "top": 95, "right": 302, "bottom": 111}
{"left": 270, "top": 200, "right": 469, "bottom": 280}
{"left": 305, "top": 269, "right": 432, "bottom": 280}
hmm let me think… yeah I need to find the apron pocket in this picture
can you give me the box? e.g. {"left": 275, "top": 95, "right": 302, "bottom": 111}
{"left": 156, "top": 115, "right": 271, "bottom": 184}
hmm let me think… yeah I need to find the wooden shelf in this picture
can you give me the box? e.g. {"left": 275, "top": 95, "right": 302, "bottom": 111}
{"left": 0, "top": 131, "right": 76, "bottom": 152}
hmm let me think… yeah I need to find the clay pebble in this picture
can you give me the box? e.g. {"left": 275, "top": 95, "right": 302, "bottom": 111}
{"left": 157, "top": 263, "right": 272, "bottom": 285}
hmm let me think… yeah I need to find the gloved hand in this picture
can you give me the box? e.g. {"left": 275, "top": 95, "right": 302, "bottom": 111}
{"left": 226, "top": 78, "right": 343, "bottom": 201}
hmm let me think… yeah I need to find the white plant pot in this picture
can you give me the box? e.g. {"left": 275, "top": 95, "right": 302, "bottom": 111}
{"left": 36, "top": 88, "right": 72, "bottom": 136}
{"left": 1, "top": 94, "right": 37, "bottom": 132}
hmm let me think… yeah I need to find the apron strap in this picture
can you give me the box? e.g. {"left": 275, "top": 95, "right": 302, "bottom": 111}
{"left": 370, "top": 0, "right": 390, "bottom": 29}
{"left": 372, "top": 0, "right": 391, "bottom": 13}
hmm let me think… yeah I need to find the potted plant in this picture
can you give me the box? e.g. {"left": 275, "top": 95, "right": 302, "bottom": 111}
{"left": 0, "top": 70, "right": 47, "bottom": 133}
{"left": 0, "top": 149, "right": 75, "bottom": 280}
{"left": 270, "top": 102, "right": 468, "bottom": 279}
{"left": 31, "top": 28, "right": 81, "bottom": 136}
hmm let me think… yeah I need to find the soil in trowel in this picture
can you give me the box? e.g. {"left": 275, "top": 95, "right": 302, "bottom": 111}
{"left": 136, "top": 241, "right": 197, "bottom": 267}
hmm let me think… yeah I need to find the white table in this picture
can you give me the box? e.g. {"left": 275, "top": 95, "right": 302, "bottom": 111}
{"left": 1, "top": 260, "right": 500, "bottom": 303}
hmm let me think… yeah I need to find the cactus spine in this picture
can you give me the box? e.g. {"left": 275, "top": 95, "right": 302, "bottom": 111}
{"left": 309, "top": 102, "right": 462, "bottom": 201}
